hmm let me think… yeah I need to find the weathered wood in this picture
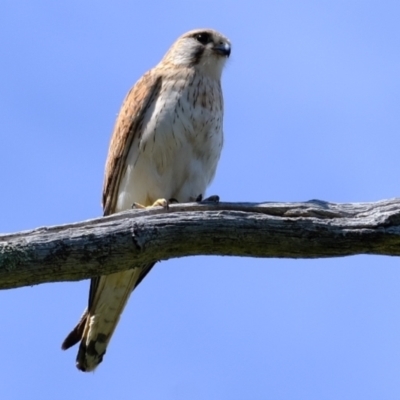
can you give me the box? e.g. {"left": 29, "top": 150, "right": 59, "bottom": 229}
{"left": 1, "top": 199, "right": 400, "bottom": 290}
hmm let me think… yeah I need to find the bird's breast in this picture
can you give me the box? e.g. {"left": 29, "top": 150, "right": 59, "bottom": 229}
{"left": 117, "top": 74, "right": 224, "bottom": 210}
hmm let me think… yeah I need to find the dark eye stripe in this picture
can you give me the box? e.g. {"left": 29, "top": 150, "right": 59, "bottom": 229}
{"left": 190, "top": 46, "right": 205, "bottom": 66}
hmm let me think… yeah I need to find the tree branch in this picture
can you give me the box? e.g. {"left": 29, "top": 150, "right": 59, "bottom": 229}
{"left": 1, "top": 199, "right": 400, "bottom": 290}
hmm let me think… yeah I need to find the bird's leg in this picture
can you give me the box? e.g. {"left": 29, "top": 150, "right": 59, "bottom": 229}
{"left": 151, "top": 198, "right": 170, "bottom": 208}
{"left": 196, "top": 194, "right": 220, "bottom": 203}
{"left": 132, "top": 198, "right": 169, "bottom": 209}
{"left": 132, "top": 197, "right": 180, "bottom": 210}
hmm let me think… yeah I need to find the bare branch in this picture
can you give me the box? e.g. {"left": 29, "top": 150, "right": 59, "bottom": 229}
{"left": 1, "top": 199, "right": 400, "bottom": 290}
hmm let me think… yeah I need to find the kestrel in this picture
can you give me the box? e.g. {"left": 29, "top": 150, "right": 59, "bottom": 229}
{"left": 62, "top": 28, "right": 231, "bottom": 372}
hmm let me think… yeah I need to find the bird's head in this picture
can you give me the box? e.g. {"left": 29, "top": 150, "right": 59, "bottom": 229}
{"left": 162, "top": 28, "right": 231, "bottom": 79}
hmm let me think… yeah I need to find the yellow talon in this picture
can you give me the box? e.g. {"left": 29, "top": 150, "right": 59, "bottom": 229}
{"left": 151, "top": 198, "right": 169, "bottom": 208}
{"left": 132, "top": 198, "right": 169, "bottom": 209}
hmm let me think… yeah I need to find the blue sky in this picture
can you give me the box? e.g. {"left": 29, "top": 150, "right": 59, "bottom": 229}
{"left": 1, "top": 1, "right": 400, "bottom": 398}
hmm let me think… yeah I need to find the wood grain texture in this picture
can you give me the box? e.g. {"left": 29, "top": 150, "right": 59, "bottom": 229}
{"left": 1, "top": 198, "right": 400, "bottom": 290}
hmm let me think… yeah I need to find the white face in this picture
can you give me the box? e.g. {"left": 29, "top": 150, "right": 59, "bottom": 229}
{"left": 163, "top": 29, "right": 231, "bottom": 79}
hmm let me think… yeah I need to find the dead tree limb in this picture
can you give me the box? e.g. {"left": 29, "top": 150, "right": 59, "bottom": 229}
{"left": 1, "top": 199, "right": 400, "bottom": 290}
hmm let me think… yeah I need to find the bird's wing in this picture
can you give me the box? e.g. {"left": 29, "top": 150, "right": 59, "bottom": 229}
{"left": 89, "top": 71, "right": 162, "bottom": 309}
{"left": 62, "top": 71, "right": 162, "bottom": 372}
{"left": 102, "top": 71, "right": 162, "bottom": 216}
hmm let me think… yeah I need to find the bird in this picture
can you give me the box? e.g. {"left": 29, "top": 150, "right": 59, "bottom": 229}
{"left": 61, "top": 28, "right": 231, "bottom": 372}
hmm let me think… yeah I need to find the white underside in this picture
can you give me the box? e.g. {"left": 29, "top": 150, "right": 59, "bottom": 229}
{"left": 116, "top": 75, "right": 223, "bottom": 210}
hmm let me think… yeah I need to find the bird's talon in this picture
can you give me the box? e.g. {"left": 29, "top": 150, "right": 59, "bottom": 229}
{"left": 132, "top": 198, "right": 169, "bottom": 209}
{"left": 151, "top": 198, "right": 169, "bottom": 209}
{"left": 200, "top": 195, "right": 220, "bottom": 204}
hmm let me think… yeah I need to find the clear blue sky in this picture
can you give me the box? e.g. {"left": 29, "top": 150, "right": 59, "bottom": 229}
{"left": 1, "top": 1, "right": 400, "bottom": 398}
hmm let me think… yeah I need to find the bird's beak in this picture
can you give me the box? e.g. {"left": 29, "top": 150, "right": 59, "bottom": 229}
{"left": 213, "top": 42, "right": 231, "bottom": 57}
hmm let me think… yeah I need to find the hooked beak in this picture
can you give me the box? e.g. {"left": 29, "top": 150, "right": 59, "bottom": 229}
{"left": 213, "top": 42, "right": 231, "bottom": 57}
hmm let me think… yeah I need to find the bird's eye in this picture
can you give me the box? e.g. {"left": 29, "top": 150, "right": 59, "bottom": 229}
{"left": 195, "top": 32, "right": 211, "bottom": 45}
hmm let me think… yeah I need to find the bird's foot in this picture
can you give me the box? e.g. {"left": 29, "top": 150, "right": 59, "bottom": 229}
{"left": 132, "top": 198, "right": 170, "bottom": 209}
{"left": 196, "top": 194, "right": 220, "bottom": 204}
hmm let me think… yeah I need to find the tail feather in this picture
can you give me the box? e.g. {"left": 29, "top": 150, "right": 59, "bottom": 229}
{"left": 62, "top": 262, "right": 157, "bottom": 371}
{"left": 61, "top": 310, "right": 88, "bottom": 350}
{"left": 74, "top": 268, "right": 143, "bottom": 372}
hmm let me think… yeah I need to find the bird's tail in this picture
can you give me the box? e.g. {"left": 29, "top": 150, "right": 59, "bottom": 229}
{"left": 62, "top": 268, "right": 143, "bottom": 372}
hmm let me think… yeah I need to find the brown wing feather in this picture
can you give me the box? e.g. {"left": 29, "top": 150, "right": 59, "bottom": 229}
{"left": 102, "top": 72, "right": 163, "bottom": 216}
{"left": 62, "top": 72, "right": 163, "bottom": 351}
{"left": 90, "top": 71, "right": 162, "bottom": 309}
{"left": 61, "top": 309, "right": 87, "bottom": 350}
